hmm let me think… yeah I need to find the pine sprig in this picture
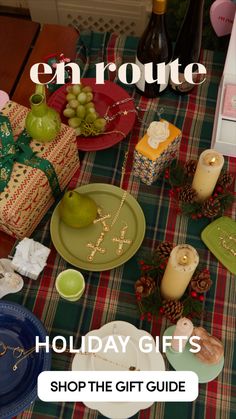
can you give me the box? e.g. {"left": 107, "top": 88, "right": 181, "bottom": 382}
{"left": 182, "top": 296, "right": 203, "bottom": 317}
{"left": 169, "top": 160, "right": 186, "bottom": 186}
{"left": 135, "top": 243, "right": 212, "bottom": 323}
{"left": 165, "top": 160, "right": 235, "bottom": 219}
{"left": 180, "top": 201, "right": 201, "bottom": 216}
{"left": 139, "top": 287, "right": 163, "bottom": 315}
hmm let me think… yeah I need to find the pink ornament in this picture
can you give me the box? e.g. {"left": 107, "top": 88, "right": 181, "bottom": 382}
{"left": 0, "top": 90, "right": 9, "bottom": 110}
{"left": 210, "top": 0, "right": 236, "bottom": 37}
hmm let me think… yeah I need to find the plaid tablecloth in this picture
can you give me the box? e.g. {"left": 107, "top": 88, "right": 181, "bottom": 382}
{"left": 6, "top": 32, "right": 236, "bottom": 419}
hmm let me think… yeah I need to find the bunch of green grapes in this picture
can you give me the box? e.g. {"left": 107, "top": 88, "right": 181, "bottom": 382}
{"left": 63, "top": 84, "right": 106, "bottom": 136}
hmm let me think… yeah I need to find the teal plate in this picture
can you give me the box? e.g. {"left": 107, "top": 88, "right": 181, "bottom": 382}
{"left": 164, "top": 326, "right": 224, "bottom": 384}
{"left": 201, "top": 216, "right": 236, "bottom": 275}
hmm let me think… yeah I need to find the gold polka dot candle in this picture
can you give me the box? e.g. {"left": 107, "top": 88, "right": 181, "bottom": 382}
{"left": 192, "top": 149, "right": 224, "bottom": 202}
{"left": 160, "top": 245, "right": 199, "bottom": 300}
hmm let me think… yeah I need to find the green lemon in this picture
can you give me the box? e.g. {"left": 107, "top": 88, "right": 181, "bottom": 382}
{"left": 56, "top": 269, "right": 85, "bottom": 300}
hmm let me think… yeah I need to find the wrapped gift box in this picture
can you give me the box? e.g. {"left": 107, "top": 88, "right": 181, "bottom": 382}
{"left": 133, "top": 120, "right": 182, "bottom": 185}
{"left": 0, "top": 101, "right": 80, "bottom": 239}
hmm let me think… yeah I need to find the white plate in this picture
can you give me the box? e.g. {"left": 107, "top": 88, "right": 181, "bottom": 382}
{"left": 72, "top": 321, "right": 165, "bottom": 419}
{"left": 0, "top": 259, "right": 24, "bottom": 299}
{"left": 91, "top": 334, "right": 139, "bottom": 372}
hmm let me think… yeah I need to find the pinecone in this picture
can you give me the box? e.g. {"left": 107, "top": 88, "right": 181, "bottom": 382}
{"left": 191, "top": 271, "right": 212, "bottom": 293}
{"left": 202, "top": 198, "right": 221, "bottom": 218}
{"left": 178, "top": 185, "right": 197, "bottom": 203}
{"left": 162, "top": 300, "right": 184, "bottom": 322}
{"left": 184, "top": 160, "right": 197, "bottom": 176}
{"left": 135, "top": 276, "right": 156, "bottom": 298}
{"left": 155, "top": 242, "right": 173, "bottom": 260}
{"left": 218, "top": 172, "right": 234, "bottom": 189}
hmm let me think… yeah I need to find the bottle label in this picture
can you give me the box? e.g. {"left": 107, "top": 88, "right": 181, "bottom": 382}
{"left": 170, "top": 72, "right": 200, "bottom": 93}
{"left": 135, "top": 57, "right": 170, "bottom": 93}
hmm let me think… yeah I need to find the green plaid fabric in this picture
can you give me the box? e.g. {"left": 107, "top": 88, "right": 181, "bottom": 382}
{"left": 7, "top": 32, "right": 236, "bottom": 419}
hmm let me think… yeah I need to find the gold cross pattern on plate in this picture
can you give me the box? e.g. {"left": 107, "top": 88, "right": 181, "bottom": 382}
{"left": 93, "top": 208, "right": 111, "bottom": 232}
{"left": 87, "top": 232, "right": 106, "bottom": 261}
{"left": 112, "top": 223, "right": 132, "bottom": 255}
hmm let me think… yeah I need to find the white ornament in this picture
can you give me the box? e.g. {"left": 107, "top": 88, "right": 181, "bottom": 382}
{"left": 147, "top": 120, "right": 170, "bottom": 149}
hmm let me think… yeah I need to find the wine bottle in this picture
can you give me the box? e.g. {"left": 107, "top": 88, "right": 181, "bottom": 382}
{"left": 169, "top": 0, "right": 205, "bottom": 94}
{"left": 136, "top": 0, "right": 172, "bottom": 98}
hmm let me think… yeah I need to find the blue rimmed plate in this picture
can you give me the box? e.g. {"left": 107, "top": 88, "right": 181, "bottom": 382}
{"left": 0, "top": 301, "right": 51, "bottom": 419}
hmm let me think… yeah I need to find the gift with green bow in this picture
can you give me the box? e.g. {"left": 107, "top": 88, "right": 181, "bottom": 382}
{"left": 0, "top": 101, "right": 80, "bottom": 239}
{"left": 0, "top": 114, "right": 61, "bottom": 198}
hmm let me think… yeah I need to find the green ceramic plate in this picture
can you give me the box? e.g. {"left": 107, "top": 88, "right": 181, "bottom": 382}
{"left": 164, "top": 326, "right": 224, "bottom": 384}
{"left": 50, "top": 183, "right": 146, "bottom": 271}
{"left": 201, "top": 217, "right": 236, "bottom": 275}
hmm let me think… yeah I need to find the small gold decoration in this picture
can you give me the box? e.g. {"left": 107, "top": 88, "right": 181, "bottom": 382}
{"left": 0, "top": 339, "right": 140, "bottom": 372}
{"left": 217, "top": 227, "right": 236, "bottom": 257}
{"left": 112, "top": 223, "right": 132, "bottom": 255}
{"left": 86, "top": 152, "right": 130, "bottom": 262}
{"left": 86, "top": 190, "right": 128, "bottom": 262}
{"left": 0, "top": 168, "right": 8, "bottom": 181}
{"left": 93, "top": 208, "right": 111, "bottom": 232}
{"left": 0, "top": 122, "right": 10, "bottom": 136}
{"left": 87, "top": 231, "right": 106, "bottom": 261}
{"left": 7, "top": 145, "right": 15, "bottom": 155}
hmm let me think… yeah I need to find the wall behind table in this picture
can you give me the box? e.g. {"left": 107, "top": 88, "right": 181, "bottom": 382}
{"left": 168, "top": 0, "right": 230, "bottom": 51}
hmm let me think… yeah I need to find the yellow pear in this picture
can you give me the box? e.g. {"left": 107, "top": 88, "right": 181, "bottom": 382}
{"left": 59, "top": 190, "right": 97, "bottom": 228}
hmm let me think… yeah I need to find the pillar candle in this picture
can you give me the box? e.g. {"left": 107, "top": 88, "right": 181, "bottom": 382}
{"left": 192, "top": 149, "right": 224, "bottom": 202}
{"left": 171, "top": 317, "right": 194, "bottom": 352}
{"left": 160, "top": 244, "right": 199, "bottom": 300}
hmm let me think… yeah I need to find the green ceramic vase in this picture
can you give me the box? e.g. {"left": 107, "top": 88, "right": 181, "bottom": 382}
{"left": 25, "top": 84, "right": 61, "bottom": 142}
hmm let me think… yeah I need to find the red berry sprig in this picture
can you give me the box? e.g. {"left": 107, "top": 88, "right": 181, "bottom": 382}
{"left": 191, "top": 290, "right": 205, "bottom": 302}
{"left": 164, "top": 169, "right": 170, "bottom": 180}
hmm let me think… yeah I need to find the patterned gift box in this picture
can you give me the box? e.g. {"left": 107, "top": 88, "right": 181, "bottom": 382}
{"left": 133, "top": 120, "right": 182, "bottom": 185}
{"left": 0, "top": 101, "right": 80, "bottom": 239}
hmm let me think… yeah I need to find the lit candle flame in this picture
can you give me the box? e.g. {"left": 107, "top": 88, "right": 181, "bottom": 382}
{"left": 209, "top": 157, "right": 216, "bottom": 166}
{"left": 179, "top": 255, "right": 188, "bottom": 265}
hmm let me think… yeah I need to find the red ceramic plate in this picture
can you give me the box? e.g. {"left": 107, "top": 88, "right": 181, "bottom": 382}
{"left": 48, "top": 78, "right": 136, "bottom": 151}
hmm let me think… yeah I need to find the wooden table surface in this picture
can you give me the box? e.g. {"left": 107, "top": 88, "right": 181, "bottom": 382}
{"left": 0, "top": 19, "right": 78, "bottom": 258}
{"left": 13, "top": 23, "right": 78, "bottom": 107}
{"left": 0, "top": 16, "right": 40, "bottom": 95}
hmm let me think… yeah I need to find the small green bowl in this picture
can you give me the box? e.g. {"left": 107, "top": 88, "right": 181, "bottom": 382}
{"left": 55, "top": 269, "right": 85, "bottom": 302}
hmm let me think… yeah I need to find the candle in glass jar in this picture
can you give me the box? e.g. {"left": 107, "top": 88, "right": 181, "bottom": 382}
{"left": 171, "top": 317, "right": 194, "bottom": 352}
{"left": 160, "top": 244, "right": 199, "bottom": 300}
{"left": 192, "top": 149, "right": 224, "bottom": 202}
